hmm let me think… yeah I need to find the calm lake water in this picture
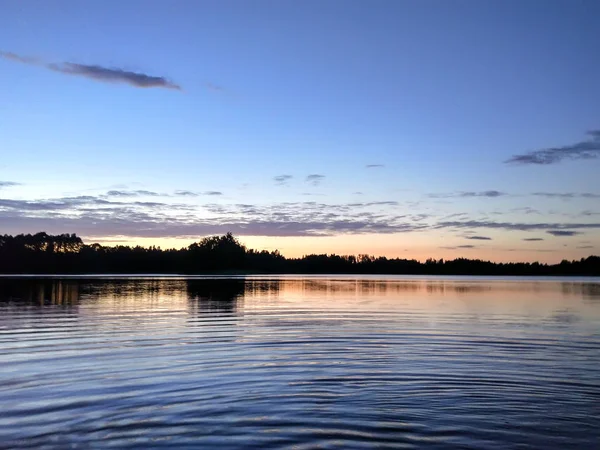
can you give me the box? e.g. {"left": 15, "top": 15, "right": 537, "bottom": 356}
{"left": 0, "top": 276, "right": 599, "bottom": 449}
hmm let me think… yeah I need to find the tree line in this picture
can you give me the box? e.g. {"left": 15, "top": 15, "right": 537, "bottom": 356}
{"left": 0, "top": 232, "right": 598, "bottom": 276}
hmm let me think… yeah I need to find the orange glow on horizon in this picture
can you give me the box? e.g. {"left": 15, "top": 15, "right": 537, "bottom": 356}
{"left": 82, "top": 233, "right": 597, "bottom": 264}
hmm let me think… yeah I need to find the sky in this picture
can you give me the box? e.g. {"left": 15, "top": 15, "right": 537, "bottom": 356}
{"left": 1, "top": 0, "right": 599, "bottom": 262}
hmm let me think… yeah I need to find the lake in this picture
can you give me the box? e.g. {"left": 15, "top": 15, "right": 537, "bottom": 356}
{"left": 0, "top": 276, "right": 599, "bottom": 449}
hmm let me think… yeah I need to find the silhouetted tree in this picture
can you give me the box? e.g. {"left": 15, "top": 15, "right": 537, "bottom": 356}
{"left": 0, "top": 232, "right": 598, "bottom": 276}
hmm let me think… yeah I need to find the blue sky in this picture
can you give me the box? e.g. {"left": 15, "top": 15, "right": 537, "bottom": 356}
{"left": 1, "top": 0, "right": 599, "bottom": 261}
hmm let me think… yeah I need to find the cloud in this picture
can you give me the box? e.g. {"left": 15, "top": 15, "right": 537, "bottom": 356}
{"left": 353, "top": 192, "right": 364, "bottom": 195}
{"left": 0, "top": 51, "right": 38, "bottom": 64}
{"left": 506, "top": 130, "right": 600, "bottom": 165}
{"left": 437, "top": 220, "right": 600, "bottom": 232}
{"left": 523, "top": 238, "right": 544, "bottom": 241}
{"left": 105, "top": 190, "right": 161, "bottom": 197}
{"left": 366, "top": 164, "right": 385, "bottom": 168}
{"left": 465, "top": 236, "right": 492, "bottom": 240}
{"left": 0, "top": 195, "right": 429, "bottom": 238}
{"left": 579, "top": 210, "right": 600, "bottom": 217}
{"left": 532, "top": 192, "right": 600, "bottom": 199}
{"left": 577, "top": 245, "right": 594, "bottom": 249}
{"left": 546, "top": 230, "right": 580, "bottom": 237}
{"left": 511, "top": 207, "right": 541, "bottom": 215}
{"left": 0, "top": 181, "right": 20, "bottom": 189}
{"left": 173, "top": 190, "right": 223, "bottom": 197}
{"left": 429, "top": 190, "right": 506, "bottom": 198}
{"left": 1, "top": 50, "right": 181, "bottom": 90}
{"left": 174, "top": 190, "right": 199, "bottom": 197}
{"left": 273, "top": 175, "right": 293, "bottom": 185}
{"left": 306, "top": 174, "right": 325, "bottom": 186}
{"left": 205, "top": 82, "right": 224, "bottom": 92}
{"left": 462, "top": 190, "right": 505, "bottom": 198}
{"left": 440, "top": 245, "right": 476, "bottom": 250}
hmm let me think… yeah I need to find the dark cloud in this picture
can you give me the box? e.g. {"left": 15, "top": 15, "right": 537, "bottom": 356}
{"left": 49, "top": 63, "right": 181, "bottom": 90}
{"left": 546, "top": 230, "right": 580, "bottom": 237}
{"left": 366, "top": 164, "right": 385, "bottom": 168}
{"left": 466, "top": 236, "right": 492, "bottom": 240}
{"left": 306, "top": 174, "right": 326, "bottom": 186}
{"left": 440, "top": 245, "right": 476, "bottom": 250}
{"left": 437, "top": 220, "right": 600, "bottom": 232}
{"left": 274, "top": 175, "right": 293, "bottom": 185}
{"left": 532, "top": 192, "right": 600, "bottom": 200}
{"left": 429, "top": 190, "right": 506, "bottom": 199}
{"left": 0, "top": 181, "right": 20, "bottom": 188}
{"left": 504, "top": 248, "right": 556, "bottom": 253}
{"left": 462, "top": 190, "right": 505, "bottom": 198}
{"left": 506, "top": 130, "right": 600, "bottom": 165}
{"left": 1, "top": 50, "right": 181, "bottom": 90}
{"left": 523, "top": 238, "right": 544, "bottom": 241}
{"left": 174, "top": 190, "right": 199, "bottom": 197}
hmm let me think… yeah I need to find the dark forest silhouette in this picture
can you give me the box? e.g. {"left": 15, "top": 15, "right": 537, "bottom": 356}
{"left": 0, "top": 232, "right": 598, "bottom": 276}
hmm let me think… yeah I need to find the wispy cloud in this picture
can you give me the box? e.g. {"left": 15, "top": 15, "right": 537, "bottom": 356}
{"left": 366, "top": 164, "right": 385, "bottom": 168}
{"left": 532, "top": 192, "right": 600, "bottom": 199}
{"left": 437, "top": 220, "right": 600, "bottom": 232}
{"left": 523, "top": 238, "right": 544, "bottom": 241}
{"left": 0, "top": 51, "right": 38, "bottom": 64}
{"left": 105, "top": 190, "right": 161, "bottom": 197}
{"left": 0, "top": 195, "right": 428, "bottom": 238}
{"left": 0, "top": 181, "right": 20, "bottom": 189}
{"left": 173, "top": 190, "right": 223, "bottom": 197}
{"left": 273, "top": 175, "right": 293, "bottom": 185}
{"left": 546, "top": 230, "right": 580, "bottom": 237}
{"left": 440, "top": 245, "right": 476, "bottom": 250}
{"left": 577, "top": 245, "right": 594, "bottom": 249}
{"left": 465, "top": 236, "right": 492, "bottom": 240}
{"left": 205, "top": 82, "right": 224, "bottom": 92}
{"left": 579, "top": 210, "right": 600, "bottom": 217}
{"left": 306, "top": 174, "right": 325, "bottom": 186}
{"left": 1, "top": 50, "right": 181, "bottom": 90}
{"left": 174, "top": 190, "right": 198, "bottom": 197}
{"left": 506, "top": 130, "right": 600, "bottom": 165}
{"left": 429, "top": 190, "right": 506, "bottom": 199}
{"left": 511, "top": 207, "right": 541, "bottom": 215}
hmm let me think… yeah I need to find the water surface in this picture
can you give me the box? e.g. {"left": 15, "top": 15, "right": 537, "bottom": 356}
{"left": 1, "top": 276, "right": 599, "bottom": 449}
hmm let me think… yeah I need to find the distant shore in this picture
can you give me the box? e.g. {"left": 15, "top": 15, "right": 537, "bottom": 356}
{"left": 1, "top": 232, "right": 599, "bottom": 276}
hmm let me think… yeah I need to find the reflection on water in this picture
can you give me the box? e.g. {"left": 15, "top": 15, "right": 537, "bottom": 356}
{"left": 0, "top": 276, "right": 599, "bottom": 449}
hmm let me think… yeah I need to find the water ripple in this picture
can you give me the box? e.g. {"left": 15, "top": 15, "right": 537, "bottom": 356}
{"left": 0, "top": 276, "right": 599, "bottom": 449}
